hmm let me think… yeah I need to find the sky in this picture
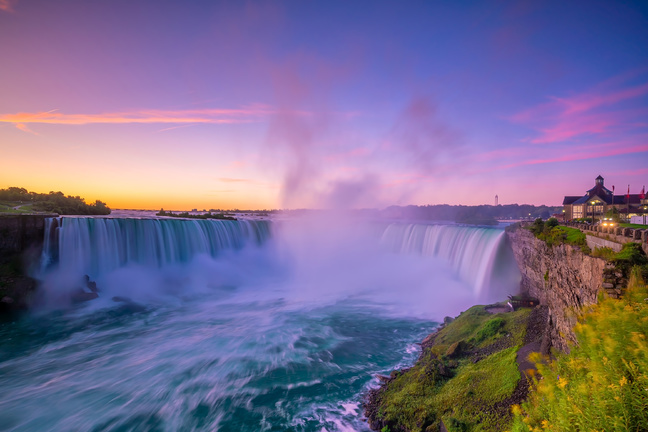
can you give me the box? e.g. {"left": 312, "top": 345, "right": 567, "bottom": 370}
{"left": 1, "top": 0, "right": 647, "bottom": 210}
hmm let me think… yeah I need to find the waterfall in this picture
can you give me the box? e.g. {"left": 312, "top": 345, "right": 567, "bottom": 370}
{"left": 380, "top": 223, "right": 518, "bottom": 298}
{"left": 41, "top": 217, "right": 271, "bottom": 278}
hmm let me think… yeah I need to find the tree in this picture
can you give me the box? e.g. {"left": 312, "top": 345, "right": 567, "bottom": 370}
{"left": 604, "top": 207, "right": 620, "bottom": 222}
{"left": 545, "top": 217, "right": 559, "bottom": 229}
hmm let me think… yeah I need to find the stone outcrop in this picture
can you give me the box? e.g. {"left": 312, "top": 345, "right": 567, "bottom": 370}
{"left": 506, "top": 226, "right": 606, "bottom": 352}
{"left": 0, "top": 214, "right": 53, "bottom": 262}
{"left": 0, "top": 214, "right": 54, "bottom": 314}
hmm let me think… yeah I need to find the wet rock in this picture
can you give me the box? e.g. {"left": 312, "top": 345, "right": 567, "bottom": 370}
{"left": 71, "top": 290, "right": 99, "bottom": 303}
{"left": 111, "top": 296, "right": 147, "bottom": 313}
{"left": 376, "top": 374, "right": 391, "bottom": 383}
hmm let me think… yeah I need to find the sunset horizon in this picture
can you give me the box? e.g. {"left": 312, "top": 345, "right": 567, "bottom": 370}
{"left": 2, "top": 1, "right": 647, "bottom": 210}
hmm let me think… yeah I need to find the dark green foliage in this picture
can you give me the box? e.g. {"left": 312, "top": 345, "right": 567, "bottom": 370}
{"left": 611, "top": 243, "right": 648, "bottom": 277}
{"left": 156, "top": 209, "right": 237, "bottom": 221}
{"left": 446, "top": 417, "right": 468, "bottom": 431}
{"left": 0, "top": 187, "right": 31, "bottom": 201}
{"left": 531, "top": 223, "right": 589, "bottom": 251}
{"left": 545, "top": 217, "right": 559, "bottom": 229}
{"left": 528, "top": 218, "right": 544, "bottom": 235}
{"left": 591, "top": 247, "right": 616, "bottom": 260}
{"left": 0, "top": 187, "right": 111, "bottom": 215}
{"left": 381, "top": 204, "right": 563, "bottom": 223}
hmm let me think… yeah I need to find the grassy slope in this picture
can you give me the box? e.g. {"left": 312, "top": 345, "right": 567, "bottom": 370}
{"left": 0, "top": 202, "right": 36, "bottom": 214}
{"left": 375, "top": 306, "right": 531, "bottom": 432}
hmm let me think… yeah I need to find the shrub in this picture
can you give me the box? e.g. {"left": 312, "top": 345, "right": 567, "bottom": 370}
{"left": 529, "top": 218, "right": 545, "bottom": 235}
{"left": 612, "top": 243, "right": 648, "bottom": 277}
{"left": 545, "top": 217, "right": 559, "bottom": 229}
{"left": 591, "top": 246, "right": 616, "bottom": 260}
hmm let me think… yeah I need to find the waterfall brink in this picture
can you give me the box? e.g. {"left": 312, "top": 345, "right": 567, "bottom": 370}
{"left": 380, "top": 223, "right": 517, "bottom": 298}
{"left": 42, "top": 217, "right": 271, "bottom": 278}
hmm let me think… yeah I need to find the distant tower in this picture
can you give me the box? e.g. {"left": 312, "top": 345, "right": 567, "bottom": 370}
{"left": 495, "top": 195, "right": 499, "bottom": 206}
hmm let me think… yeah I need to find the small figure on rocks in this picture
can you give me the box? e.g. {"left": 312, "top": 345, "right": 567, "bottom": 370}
{"left": 71, "top": 275, "right": 99, "bottom": 303}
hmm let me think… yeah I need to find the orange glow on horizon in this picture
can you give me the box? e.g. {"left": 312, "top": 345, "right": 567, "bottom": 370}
{"left": 0, "top": 107, "right": 277, "bottom": 126}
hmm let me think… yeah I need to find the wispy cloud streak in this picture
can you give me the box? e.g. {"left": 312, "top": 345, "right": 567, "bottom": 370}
{"left": 510, "top": 73, "right": 648, "bottom": 144}
{"left": 0, "top": 107, "right": 277, "bottom": 126}
{"left": 499, "top": 141, "right": 648, "bottom": 169}
{"left": 14, "top": 123, "right": 39, "bottom": 135}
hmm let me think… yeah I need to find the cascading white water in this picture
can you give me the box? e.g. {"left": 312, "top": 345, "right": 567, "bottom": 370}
{"left": 41, "top": 218, "right": 517, "bottom": 303}
{"left": 380, "top": 223, "right": 516, "bottom": 298}
{"left": 41, "top": 217, "right": 271, "bottom": 278}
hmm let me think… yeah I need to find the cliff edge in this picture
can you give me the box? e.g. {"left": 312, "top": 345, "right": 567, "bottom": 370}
{"left": 506, "top": 225, "right": 606, "bottom": 352}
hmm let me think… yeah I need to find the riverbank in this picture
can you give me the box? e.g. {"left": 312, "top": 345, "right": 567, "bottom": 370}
{"left": 364, "top": 302, "right": 549, "bottom": 431}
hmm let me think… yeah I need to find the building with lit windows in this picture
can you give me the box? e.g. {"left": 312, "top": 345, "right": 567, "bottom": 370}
{"left": 563, "top": 175, "right": 647, "bottom": 222}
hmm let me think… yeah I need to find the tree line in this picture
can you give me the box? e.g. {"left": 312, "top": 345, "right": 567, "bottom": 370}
{"left": 380, "top": 204, "right": 563, "bottom": 224}
{"left": 156, "top": 209, "right": 236, "bottom": 220}
{"left": 0, "top": 187, "right": 111, "bottom": 215}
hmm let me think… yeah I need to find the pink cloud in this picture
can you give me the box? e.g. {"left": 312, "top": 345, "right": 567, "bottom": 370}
{"left": 510, "top": 73, "right": 648, "bottom": 144}
{"left": 499, "top": 142, "right": 648, "bottom": 169}
{"left": 0, "top": 0, "right": 15, "bottom": 12}
{"left": 14, "top": 123, "right": 39, "bottom": 135}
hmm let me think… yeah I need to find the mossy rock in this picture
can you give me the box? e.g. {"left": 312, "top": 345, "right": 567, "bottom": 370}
{"left": 445, "top": 340, "right": 466, "bottom": 358}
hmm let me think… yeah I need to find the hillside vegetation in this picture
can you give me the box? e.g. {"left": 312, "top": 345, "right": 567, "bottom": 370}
{"left": 0, "top": 187, "right": 110, "bottom": 215}
{"left": 512, "top": 268, "right": 648, "bottom": 431}
{"left": 366, "top": 305, "right": 537, "bottom": 432}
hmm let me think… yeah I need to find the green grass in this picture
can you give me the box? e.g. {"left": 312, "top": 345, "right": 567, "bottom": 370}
{"left": 436, "top": 347, "right": 521, "bottom": 431}
{"left": 377, "top": 307, "right": 531, "bottom": 431}
{"left": 555, "top": 226, "right": 587, "bottom": 246}
{"left": 532, "top": 225, "right": 590, "bottom": 252}
{"left": 512, "top": 269, "right": 648, "bottom": 432}
{"left": 0, "top": 201, "right": 47, "bottom": 214}
{"left": 619, "top": 223, "right": 648, "bottom": 229}
{"left": 0, "top": 203, "right": 19, "bottom": 213}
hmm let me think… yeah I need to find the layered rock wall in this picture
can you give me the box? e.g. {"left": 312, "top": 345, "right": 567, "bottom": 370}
{"left": 0, "top": 215, "right": 53, "bottom": 313}
{"left": 0, "top": 215, "right": 51, "bottom": 264}
{"left": 506, "top": 226, "right": 606, "bottom": 352}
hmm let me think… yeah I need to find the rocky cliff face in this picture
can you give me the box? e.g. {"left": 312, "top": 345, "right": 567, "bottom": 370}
{"left": 0, "top": 215, "right": 51, "bottom": 314}
{"left": 506, "top": 227, "right": 606, "bottom": 352}
{"left": 0, "top": 215, "right": 50, "bottom": 261}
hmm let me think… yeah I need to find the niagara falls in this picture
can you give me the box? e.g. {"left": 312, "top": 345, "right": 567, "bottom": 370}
{"left": 0, "top": 215, "right": 520, "bottom": 430}
{"left": 2, "top": 1, "right": 647, "bottom": 431}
